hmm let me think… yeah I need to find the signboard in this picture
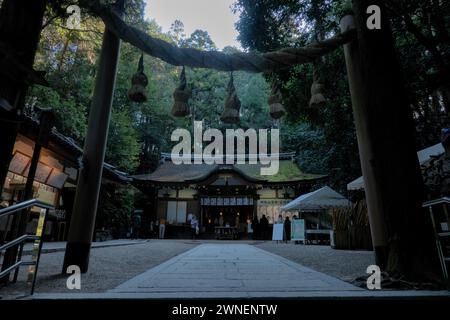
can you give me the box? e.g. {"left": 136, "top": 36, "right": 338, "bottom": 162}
{"left": 200, "top": 197, "right": 254, "bottom": 206}
{"left": 272, "top": 223, "right": 284, "bottom": 241}
{"left": 291, "top": 219, "right": 305, "bottom": 242}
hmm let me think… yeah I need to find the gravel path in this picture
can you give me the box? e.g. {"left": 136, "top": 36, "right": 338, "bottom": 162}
{"left": 254, "top": 242, "right": 375, "bottom": 283}
{"left": 1, "top": 240, "right": 198, "bottom": 298}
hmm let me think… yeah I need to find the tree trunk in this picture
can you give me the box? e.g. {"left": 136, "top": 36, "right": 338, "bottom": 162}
{"left": 342, "top": 0, "right": 441, "bottom": 282}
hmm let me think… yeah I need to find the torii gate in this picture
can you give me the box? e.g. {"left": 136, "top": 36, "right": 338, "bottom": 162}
{"left": 3, "top": 0, "right": 430, "bottom": 280}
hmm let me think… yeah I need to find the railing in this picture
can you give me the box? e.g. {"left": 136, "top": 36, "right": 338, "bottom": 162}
{"left": 0, "top": 199, "right": 53, "bottom": 295}
{"left": 423, "top": 197, "right": 450, "bottom": 282}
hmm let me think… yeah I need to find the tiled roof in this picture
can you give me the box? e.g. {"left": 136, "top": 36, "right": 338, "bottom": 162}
{"left": 21, "top": 114, "right": 131, "bottom": 183}
{"left": 133, "top": 159, "right": 326, "bottom": 184}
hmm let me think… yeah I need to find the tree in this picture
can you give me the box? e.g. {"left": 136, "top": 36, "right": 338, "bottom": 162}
{"left": 106, "top": 109, "right": 141, "bottom": 172}
{"left": 234, "top": 0, "right": 361, "bottom": 192}
{"left": 184, "top": 30, "right": 217, "bottom": 51}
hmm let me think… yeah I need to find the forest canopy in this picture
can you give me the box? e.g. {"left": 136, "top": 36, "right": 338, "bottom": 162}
{"left": 27, "top": 0, "right": 449, "bottom": 194}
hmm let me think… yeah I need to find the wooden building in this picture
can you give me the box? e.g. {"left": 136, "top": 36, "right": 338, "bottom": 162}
{"left": 133, "top": 153, "right": 326, "bottom": 238}
{"left": 0, "top": 116, "right": 130, "bottom": 242}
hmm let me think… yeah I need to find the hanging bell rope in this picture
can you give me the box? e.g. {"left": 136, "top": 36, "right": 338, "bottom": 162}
{"left": 82, "top": 0, "right": 356, "bottom": 73}
{"left": 309, "top": 65, "right": 326, "bottom": 108}
{"left": 127, "top": 53, "right": 149, "bottom": 103}
{"left": 220, "top": 72, "right": 241, "bottom": 124}
{"left": 171, "top": 66, "right": 190, "bottom": 117}
{"left": 268, "top": 80, "right": 286, "bottom": 119}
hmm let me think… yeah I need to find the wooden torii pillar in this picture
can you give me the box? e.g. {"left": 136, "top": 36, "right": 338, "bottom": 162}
{"left": 62, "top": 2, "right": 124, "bottom": 273}
{"left": 340, "top": 0, "right": 438, "bottom": 279}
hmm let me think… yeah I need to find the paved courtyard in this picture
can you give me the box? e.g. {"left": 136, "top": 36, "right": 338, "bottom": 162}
{"left": 107, "top": 243, "right": 362, "bottom": 298}
{"left": 255, "top": 242, "right": 375, "bottom": 283}
{"left": 0, "top": 239, "right": 197, "bottom": 298}
{"left": 29, "top": 243, "right": 450, "bottom": 299}
{"left": 1, "top": 240, "right": 449, "bottom": 299}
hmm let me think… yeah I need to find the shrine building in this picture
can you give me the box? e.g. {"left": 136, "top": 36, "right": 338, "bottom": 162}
{"left": 132, "top": 152, "right": 327, "bottom": 238}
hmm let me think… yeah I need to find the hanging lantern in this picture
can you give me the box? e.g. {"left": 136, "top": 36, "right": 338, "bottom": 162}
{"left": 309, "top": 66, "right": 326, "bottom": 108}
{"left": 268, "top": 81, "right": 286, "bottom": 119}
{"left": 128, "top": 53, "right": 148, "bottom": 103}
{"left": 220, "top": 73, "right": 241, "bottom": 124}
{"left": 171, "top": 66, "right": 190, "bottom": 117}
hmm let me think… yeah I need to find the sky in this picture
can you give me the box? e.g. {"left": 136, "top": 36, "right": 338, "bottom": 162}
{"left": 144, "top": 0, "right": 241, "bottom": 50}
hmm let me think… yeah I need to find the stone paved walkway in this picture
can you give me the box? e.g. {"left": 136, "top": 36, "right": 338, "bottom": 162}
{"left": 108, "top": 243, "right": 361, "bottom": 298}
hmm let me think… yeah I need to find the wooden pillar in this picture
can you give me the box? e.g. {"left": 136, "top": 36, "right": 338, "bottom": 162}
{"left": 340, "top": 0, "right": 438, "bottom": 280}
{"left": 63, "top": 3, "right": 123, "bottom": 273}
{"left": 340, "top": 15, "right": 389, "bottom": 268}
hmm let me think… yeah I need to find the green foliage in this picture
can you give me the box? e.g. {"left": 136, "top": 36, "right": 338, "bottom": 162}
{"left": 183, "top": 30, "right": 217, "bottom": 51}
{"left": 26, "top": 86, "right": 88, "bottom": 140}
{"left": 106, "top": 109, "right": 141, "bottom": 172}
{"left": 234, "top": 0, "right": 361, "bottom": 192}
{"left": 96, "top": 184, "right": 135, "bottom": 236}
{"left": 233, "top": 0, "right": 449, "bottom": 192}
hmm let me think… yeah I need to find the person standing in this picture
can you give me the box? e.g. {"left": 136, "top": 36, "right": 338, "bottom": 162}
{"left": 284, "top": 216, "right": 291, "bottom": 243}
{"left": 276, "top": 214, "right": 284, "bottom": 244}
{"left": 149, "top": 220, "right": 154, "bottom": 238}
{"left": 247, "top": 218, "right": 253, "bottom": 240}
{"left": 190, "top": 215, "right": 199, "bottom": 240}
{"left": 260, "top": 215, "right": 269, "bottom": 240}
{"left": 277, "top": 214, "right": 283, "bottom": 224}
{"left": 219, "top": 213, "right": 224, "bottom": 227}
{"left": 159, "top": 217, "right": 166, "bottom": 239}
{"left": 131, "top": 212, "right": 141, "bottom": 239}
{"left": 235, "top": 214, "right": 240, "bottom": 228}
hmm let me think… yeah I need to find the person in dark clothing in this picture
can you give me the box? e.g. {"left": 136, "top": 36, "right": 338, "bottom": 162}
{"left": 131, "top": 213, "right": 142, "bottom": 239}
{"left": 251, "top": 216, "right": 260, "bottom": 240}
{"left": 260, "top": 215, "right": 269, "bottom": 240}
{"left": 284, "top": 216, "right": 291, "bottom": 243}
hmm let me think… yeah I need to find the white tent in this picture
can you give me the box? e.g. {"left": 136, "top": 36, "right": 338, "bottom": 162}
{"left": 281, "top": 186, "right": 352, "bottom": 212}
{"left": 347, "top": 142, "right": 445, "bottom": 191}
{"left": 347, "top": 176, "right": 364, "bottom": 191}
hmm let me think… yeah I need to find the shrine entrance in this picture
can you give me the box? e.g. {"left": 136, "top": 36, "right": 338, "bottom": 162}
{"left": 133, "top": 154, "right": 320, "bottom": 239}
{"left": 201, "top": 197, "right": 256, "bottom": 231}
{"left": 0, "top": 0, "right": 439, "bottom": 283}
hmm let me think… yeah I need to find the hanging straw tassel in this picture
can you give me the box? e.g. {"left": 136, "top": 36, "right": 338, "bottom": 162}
{"left": 268, "top": 81, "right": 286, "bottom": 119}
{"left": 309, "top": 66, "right": 326, "bottom": 108}
{"left": 171, "top": 66, "right": 190, "bottom": 117}
{"left": 220, "top": 73, "right": 241, "bottom": 124}
{"left": 128, "top": 53, "right": 149, "bottom": 103}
